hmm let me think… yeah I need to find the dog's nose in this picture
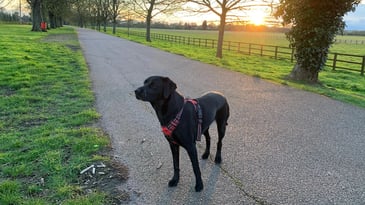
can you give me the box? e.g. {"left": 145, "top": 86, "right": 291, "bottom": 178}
{"left": 135, "top": 88, "right": 143, "bottom": 99}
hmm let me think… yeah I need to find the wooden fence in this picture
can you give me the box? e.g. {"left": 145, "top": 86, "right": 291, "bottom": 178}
{"left": 334, "top": 39, "right": 365, "bottom": 45}
{"left": 123, "top": 30, "right": 365, "bottom": 76}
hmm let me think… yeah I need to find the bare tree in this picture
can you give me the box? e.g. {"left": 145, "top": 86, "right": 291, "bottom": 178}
{"left": 111, "top": 0, "right": 123, "bottom": 34}
{"left": 130, "top": 0, "right": 186, "bottom": 42}
{"left": 71, "top": 0, "right": 109, "bottom": 29}
{"left": 189, "top": 0, "right": 274, "bottom": 58}
{"left": 47, "top": 0, "right": 68, "bottom": 28}
{"left": 101, "top": 0, "right": 110, "bottom": 32}
{"left": 93, "top": 0, "right": 109, "bottom": 31}
{"left": 72, "top": 0, "right": 88, "bottom": 27}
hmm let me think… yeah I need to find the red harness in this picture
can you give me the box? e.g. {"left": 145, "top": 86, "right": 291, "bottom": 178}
{"left": 161, "top": 99, "right": 203, "bottom": 144}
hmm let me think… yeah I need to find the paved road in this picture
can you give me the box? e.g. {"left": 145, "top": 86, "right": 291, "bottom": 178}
{"left": 77, "top": 28, "right": 365, "bottom": 204}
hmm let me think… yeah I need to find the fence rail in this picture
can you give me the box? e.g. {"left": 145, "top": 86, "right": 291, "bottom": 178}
{"left": 124, "top": 30, "right": 365, "bottom": 76}
{"left": 334, "top": 39, "right": 365, "bottom": 45}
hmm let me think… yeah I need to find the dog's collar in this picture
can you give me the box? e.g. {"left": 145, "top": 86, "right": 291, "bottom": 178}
{"left": 161, "top": 98, "right": 203, "bottom": 144}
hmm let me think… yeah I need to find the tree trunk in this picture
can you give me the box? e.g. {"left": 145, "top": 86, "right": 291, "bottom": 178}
{"left": 77, "top": 7, "right": 84, "bottom": 28}
{"left": 112, "top": 19, "right": 116, "bottom": 34}
{"left": 78, "top": 15, "right": 84, "bottom": 28}
{"left": 289, "top": 63, "right": 319, "bottom": 83}
{"left": 112, "top": 0, "right": 118, "bottom": 34}
{"left": 57, "top": 17, "right": 63, "bottom": 27}
{"left": 31, "top": 0, "right": 42, "bottom": 31}
{"left": 216, "top": 11, "right": 227, "bottom": 58}
{"left": 103, "top": 20, "right": 107, "bottom": 32}
{"left": 146, "top": 15, "right": 152, "bottom": 42}
{"left": 49, "top": 11, "right": 56, "bottom": 29}
{"left": 146, "top": 0, "right": 155, "bottom": 42}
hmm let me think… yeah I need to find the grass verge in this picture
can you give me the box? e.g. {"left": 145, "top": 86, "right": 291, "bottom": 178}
{"left": 0, "top": 25, "right": 128, "bottom": 204}
{"left": 110, "top": 28, "right": 365, "bottom": 108}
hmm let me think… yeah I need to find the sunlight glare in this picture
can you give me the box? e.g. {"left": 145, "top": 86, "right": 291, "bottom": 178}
{"left": 247, "top": 9, "right": 267, "bottom": 26}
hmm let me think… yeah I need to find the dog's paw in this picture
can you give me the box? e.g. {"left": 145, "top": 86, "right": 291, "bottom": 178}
{"left": 195, "top": 182, "right": 204, "bottom": 192}
{"left": 168, "top": 178, "right": 179, "bottom": 187}
{"left": 214, "top": 155, "right": 222, "bottom": 164}
{"left": 202, "top": 152, "right": 209, "bottom": 159}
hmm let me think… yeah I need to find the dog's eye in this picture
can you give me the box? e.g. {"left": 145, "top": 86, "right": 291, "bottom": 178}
{"left": 149, "top": 83, "right": 157, "bottom": 89}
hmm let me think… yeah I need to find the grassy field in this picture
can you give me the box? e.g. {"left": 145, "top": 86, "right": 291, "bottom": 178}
{"left": 110, "top": 27, "right": 365, "bottom": 108}
{"left": 146, "top": 29, "right": 291, "bottom": 46}
{"left": 122, "top": 28, "right": 365, "bottom": 55}
{"left": 0, "top": 25, "right": 127, "bottom": 204}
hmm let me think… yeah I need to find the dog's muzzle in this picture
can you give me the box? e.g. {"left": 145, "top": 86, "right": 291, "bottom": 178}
{"left": 134, "top": 87, "right": 145, "bottom": 100}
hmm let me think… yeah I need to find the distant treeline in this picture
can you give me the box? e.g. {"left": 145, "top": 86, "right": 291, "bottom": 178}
{"left": 120, "top": 20, "right": 291, "bottom": 33}
{"left": 344, "top": 30, "right": 365, "bottom": 36}
{"left": 120, "top": 20, "right": 364, "bottom": 34}
{"left": 0, "top": 11, "right": 31, "bottom": 23}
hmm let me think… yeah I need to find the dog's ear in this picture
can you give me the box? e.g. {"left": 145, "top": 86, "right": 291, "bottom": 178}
{"left": 163, "top": 77, "right": 177, "bottom": 99}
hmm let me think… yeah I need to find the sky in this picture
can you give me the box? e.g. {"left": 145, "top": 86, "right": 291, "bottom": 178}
{"left": 1, "top": 0, "right": 365, "bottom": 30}
{"left": 166, "top": 1, "right": 365, "bottom": 31}
{"left": 344, "top": 3, "right": 365, "bottom": 30}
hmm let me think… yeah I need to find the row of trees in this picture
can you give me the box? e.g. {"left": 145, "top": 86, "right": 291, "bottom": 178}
{"left": 0, "top": 11, "right": 22, "bottom": 22}
{"left": 26, "top": 0, "right": 131, "bottom": 33}
{"left": 24, "top": 0, "right": 362, "bottom": 83}
{"left": 26, "top": 0, "right": 66, "bottom": 30}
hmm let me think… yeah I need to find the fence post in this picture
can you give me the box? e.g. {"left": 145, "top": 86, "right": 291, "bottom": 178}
{"left": 291, "top": 47, "right": 295, "bottom": 63}
{"left": 248, "top": 44, "right": 251, "bottom": 55}
{"left": 332, "top": 53, "right": 338, "bottom": 71}
{"left": 361, "top": 56, "right": 365, "bottom": 76}
{"left": 260, "top": 45, "right": 263, "bottom": 56}
{"left": 275, "top": 46, "right": 278, "bottom": 59}
{"left": 238, "top": 42, "right": 241, "bottom": 52}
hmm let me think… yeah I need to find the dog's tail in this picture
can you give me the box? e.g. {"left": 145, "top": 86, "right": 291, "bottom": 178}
{"left": 217, "top": 101, "right": 230, "bottom": 126}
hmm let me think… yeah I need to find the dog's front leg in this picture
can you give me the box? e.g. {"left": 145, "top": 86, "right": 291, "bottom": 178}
{"left": 168, "top": 143, "right": 180, "bottom": 187}
{"left": 186, "top": 146, "right": 204, "bottom": 192}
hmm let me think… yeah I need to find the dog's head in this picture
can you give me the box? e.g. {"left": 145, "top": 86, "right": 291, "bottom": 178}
{"left": 135, "top": 76, "right": 177, "bottom": 103}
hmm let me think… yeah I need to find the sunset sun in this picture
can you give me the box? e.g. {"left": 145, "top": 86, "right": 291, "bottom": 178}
{"left": 247, "top": 9, "right": 267, "bottom": 25}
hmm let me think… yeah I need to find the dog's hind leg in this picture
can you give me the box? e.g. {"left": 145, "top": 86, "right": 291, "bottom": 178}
{"left": 214, "top": 103, "right": 229, "bottom": 164}
{"left": 202, "top": 129, "right": 211, "bottom": 159}
{"left": 168, "top": 143, "right": 180, "bottom": 187}
{"left": 214, "top": 124, "right": 225, "bottom": 164}
{"left": 186, "top": 146, "right": 204, "bottom": 192}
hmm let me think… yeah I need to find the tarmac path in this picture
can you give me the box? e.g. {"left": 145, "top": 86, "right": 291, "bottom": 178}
{"left": 77, "top": 28, "right": 365, "bottom": 204}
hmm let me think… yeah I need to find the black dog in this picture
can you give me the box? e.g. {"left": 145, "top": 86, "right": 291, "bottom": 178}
{"left": 135, "top": 76, "right": 229, "bottom": 192}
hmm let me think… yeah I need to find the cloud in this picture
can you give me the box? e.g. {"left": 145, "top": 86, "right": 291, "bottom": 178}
{"left": 344, "top": 4, "right": 365, "bottom": 30}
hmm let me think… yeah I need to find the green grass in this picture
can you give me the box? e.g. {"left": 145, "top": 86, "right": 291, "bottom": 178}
{"left": 0, "top": 25, "right": 112, "bottom": 204}
{"left": 110, "top": 27, "right": 365, "bottom": 108}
